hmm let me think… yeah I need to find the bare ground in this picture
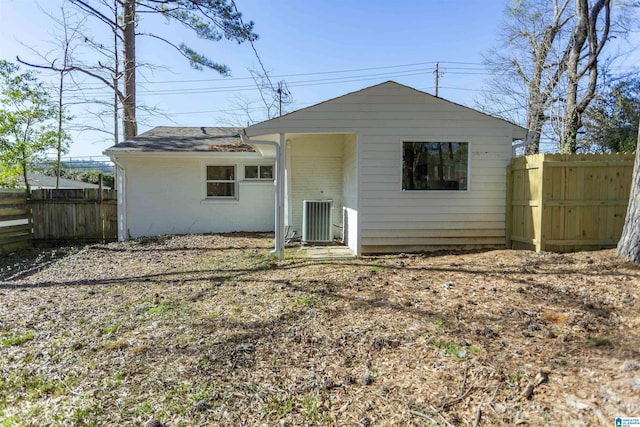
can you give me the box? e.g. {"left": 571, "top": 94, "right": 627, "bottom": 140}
{"left": 1, "top": 233, "right": 639, "bottom": 426}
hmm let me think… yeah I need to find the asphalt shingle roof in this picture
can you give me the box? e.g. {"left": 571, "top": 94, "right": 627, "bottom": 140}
{"left": 105, "top": 126, "right": 254, "bottom": 153}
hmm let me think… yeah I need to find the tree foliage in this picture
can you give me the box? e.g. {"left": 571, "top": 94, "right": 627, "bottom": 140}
{"left": 66, "top": 0, "right": 258, "bottom": 140}
{"left": 483, "top": 0, "right": 635, "bottom": 154}
{"left": 582, "top": 77, "right": 640, "bottom": 152}
{"left": 0, "top": 61, "right": 66, "bottom": 190}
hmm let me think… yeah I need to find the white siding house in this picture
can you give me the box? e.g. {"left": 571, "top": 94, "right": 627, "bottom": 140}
{"left": 245, "top": 81, "right": 527, "bottom": 254}
{"left": 105, "top": 127, "right": 275, "bottom": 239}
{"left": 106, "top": 81, "right": 526, "bottom": 255}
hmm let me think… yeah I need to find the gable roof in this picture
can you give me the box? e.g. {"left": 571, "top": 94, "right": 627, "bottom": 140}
{"left": 246, "top": 80, "right": 527, "bottom": 137}
{"left": 104, "top": 126, "right": 255, "bottom": 153}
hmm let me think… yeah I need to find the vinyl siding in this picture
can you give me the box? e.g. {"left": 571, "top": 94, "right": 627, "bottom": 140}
{"left": 288, "top": 135, "right": 343, "bottom": 239}
{"left": 247, "top": 82, "right": 525, "bottom": 253}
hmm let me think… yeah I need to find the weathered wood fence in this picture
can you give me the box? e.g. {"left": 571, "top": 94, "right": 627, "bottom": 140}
{"left": 0, "top": 190, "right": 32, "bottom": 254}
{"left": 507, "top": 153, "right": 634, "bottom": 252}
{"left": 0, "top": 188, "right": 118, "bottom": 253}
{"left": 30, "top": 189, "right": 117, "bottom": 241}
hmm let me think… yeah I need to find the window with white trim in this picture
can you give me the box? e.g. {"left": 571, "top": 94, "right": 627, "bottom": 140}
{"left": 245, "top": 165, "right": 274, "bottom": 180}
{"left": 402, "top": 141, "right": 468, "bottom": 191}
{"left": 206, "top": 165, "right": 236, "bottom": 198}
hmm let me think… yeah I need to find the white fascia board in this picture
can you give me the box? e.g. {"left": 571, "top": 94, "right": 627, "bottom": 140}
{"left": 105, "top": 151, "right": 273, "bottom": 160}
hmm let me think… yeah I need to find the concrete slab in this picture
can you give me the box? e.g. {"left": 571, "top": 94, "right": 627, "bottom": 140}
{"left": 303, "top": 246, "right": 356, "bottom": 259}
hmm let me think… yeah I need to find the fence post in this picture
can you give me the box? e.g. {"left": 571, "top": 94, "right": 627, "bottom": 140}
{"left": 99, "top": 173, "right": 105, "bottom": 243}
{"left": 506, "top": 164, "right": 513, "bottom": 249}
{"left": 537, "top": 156, "right": 546, "bottom": 252}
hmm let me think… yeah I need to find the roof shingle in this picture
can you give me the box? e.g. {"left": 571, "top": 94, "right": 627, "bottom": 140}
{"left": 105, "top": 126, "right": 254, "bottom": 153}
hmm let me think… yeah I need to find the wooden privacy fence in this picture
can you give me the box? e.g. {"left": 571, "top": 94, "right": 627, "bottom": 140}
{"left": 30, "top": 188, "right": 117, "bottom": 241}
{"left": 0, "top": 190, "right": 32, "bottom": 254}
{"left": 507, "top": 153, "right": 634, "bottom": 252}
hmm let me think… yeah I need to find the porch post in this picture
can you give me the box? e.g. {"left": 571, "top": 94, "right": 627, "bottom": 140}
{"left": 275, "top": 133, "right": 286, "bottom": 259}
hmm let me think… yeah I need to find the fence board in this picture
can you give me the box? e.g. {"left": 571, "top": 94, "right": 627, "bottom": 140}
{"left": 507, "top": 153, "right": 635, "bottom": 252}
{"left": 29, "top": 189, "right": 117, "bottom": 241}
{"left": 0, "top": 189, "right": 32, "bottom": 254}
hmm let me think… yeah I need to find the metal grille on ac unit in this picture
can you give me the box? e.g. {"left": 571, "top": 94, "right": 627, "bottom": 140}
{"left": 302, "top": 200, "right": 333, "bottom": 244}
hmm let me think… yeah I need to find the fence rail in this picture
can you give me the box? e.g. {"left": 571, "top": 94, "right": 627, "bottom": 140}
{"left": 507, "top": 153, "right": 634, "bottom": 252}
{"left": 0, "top": 190, "right": 32, "bottom": 254}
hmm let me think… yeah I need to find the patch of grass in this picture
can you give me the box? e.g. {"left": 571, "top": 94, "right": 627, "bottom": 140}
{"left": 0, "top": 369, "right": 78, "bottom": 408}
{"left": 433, "top": 341, "right": 481, "bottom": 359}
{"left": 510, "top": 370, "right": 526, "bottom": 383}
{"left": 103, "top": 370, "right": 125, "bottom": 388}
{"left": 433, "top": 320, "right": 444, "bottom": 326}
{"left": 263, "top": 395, "right": 294, "bottom": 417}
{"left": 71, "top": 402, "right": 101, "bottom": 426}
{"left": 301, "top": 393, "right": 322, "bottom": 423}
{"left": 100, "top": 324, "right": 119, "bottom": 335}
{"left": 1, "top": 331, "right": 35, "bottom": 347}
{"left": 134, "top": 401, "right": 154, "bottom": 418}
{"left": 191, "top": 384, "right": 217, "bottom": 402}
{"left": 296, "top": 296, "right": 318, "bottom": 307}
{"left": 146, "top": 304, "right": 171, "bottom": 315}
{"left": 1, "top": 414, "right": 22, "bottom": 426}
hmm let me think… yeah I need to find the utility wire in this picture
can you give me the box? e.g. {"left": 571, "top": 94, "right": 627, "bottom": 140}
{"left": 229, "top": 0, "right": 276, "bottom": 92}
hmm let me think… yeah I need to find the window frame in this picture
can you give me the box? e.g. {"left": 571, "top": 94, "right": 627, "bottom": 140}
{"left": 244, "top": 164, "right": 274, "bottom": 181}
{"left": 401, "top": 141, "right": 470, "bottom": 192}
{"left": 204, "top": 164, "right": 238, "bottom": 200}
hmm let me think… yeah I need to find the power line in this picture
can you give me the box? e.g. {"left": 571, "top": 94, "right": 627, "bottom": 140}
{"left": 229, "top": 0, "right": 276, "bottom": 92}
{"left": 140, "top": 60, "right": 445, "bottom": 84}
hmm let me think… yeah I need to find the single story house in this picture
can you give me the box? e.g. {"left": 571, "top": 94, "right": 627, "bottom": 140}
{"left": 105, "top": 81, "right": 527, "bottom": 255}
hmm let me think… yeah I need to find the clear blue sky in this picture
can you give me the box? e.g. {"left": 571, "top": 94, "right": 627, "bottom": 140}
{"left": 1, "top": 0, "right": 638, "bottom": 157}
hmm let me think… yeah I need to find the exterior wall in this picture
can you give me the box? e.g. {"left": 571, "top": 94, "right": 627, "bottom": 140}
{"left": 248, "top": 82, "right": 525, "bottom": 253}
{"left": 359, "top": 131, "right": 513, "bottom": 253}
{"left": 120, "top": 155, "right": 275, "bottom": 238}
{"left": 288, "top": 135, "right": 344, "bottom": 239}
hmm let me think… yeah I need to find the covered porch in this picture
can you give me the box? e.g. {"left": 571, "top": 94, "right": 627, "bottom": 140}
{"left": 242, "top": 131, "right": 359, "bottom": 257}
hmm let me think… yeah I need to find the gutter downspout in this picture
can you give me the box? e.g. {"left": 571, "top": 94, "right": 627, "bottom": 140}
{"left": 108, "top": 155, "right": 127, "bottom": 241}
{"left": 241, "top": 131, "right": 285, "bottom": 260}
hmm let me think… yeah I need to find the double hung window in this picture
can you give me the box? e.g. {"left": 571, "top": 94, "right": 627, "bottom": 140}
{"left": 206, "top": 165, "right": 236, "bottom": 198}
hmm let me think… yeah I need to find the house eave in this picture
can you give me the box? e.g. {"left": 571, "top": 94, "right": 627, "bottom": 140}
{"left": 103, "top": 150, "right": 271, "bottom": 159}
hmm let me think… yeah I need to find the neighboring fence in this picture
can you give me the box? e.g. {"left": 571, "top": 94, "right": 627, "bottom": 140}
{"left": 0, "top": 190, "right": 32, "bottom": 254}
{"left": 30, "top": 188, "right": 117, "bottom": 241}
{"left": 507, "top": 153, "right": 635, "bottom": 252}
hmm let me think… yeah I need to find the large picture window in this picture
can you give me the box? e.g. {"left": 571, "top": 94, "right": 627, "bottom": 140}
{"left": 402, "top": 142, "right": 468, "bottom": 191}
{"left": 206, "top": 165, "right": 236, "bottom": 198}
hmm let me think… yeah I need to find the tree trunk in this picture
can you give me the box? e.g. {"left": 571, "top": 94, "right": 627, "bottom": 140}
{"left": 21, "top": 158, "right": 30, "bottom": 194}
{"left": 561, "top": 0, "right": 610, "bottom": 153}
{"left": 617, "top": 123, "right": 640, "bottom": 262}
{"left": 57, "top": 68, "right": 65, "bottom": 189}
{"left": 525, "top": 105, "right": 544, "bottom": 155}
{"left": 122, "top": 0, "right": 137, "bottom": 140}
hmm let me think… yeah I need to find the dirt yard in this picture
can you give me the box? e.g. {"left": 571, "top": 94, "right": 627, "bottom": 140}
{"left": 1, "top": 234, "right": 639, "bottom": 426}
